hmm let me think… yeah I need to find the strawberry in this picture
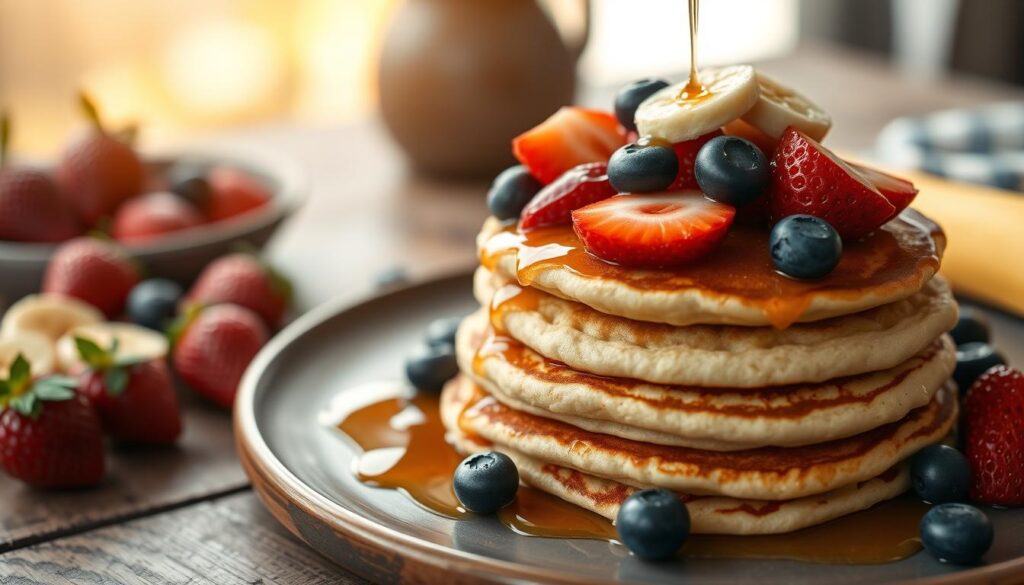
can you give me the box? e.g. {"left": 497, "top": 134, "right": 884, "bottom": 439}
{"left": 668, "top": 130, "right": 723, "bottom": 190}
{"left": 56, "top": 94, "right": 144, "bottom": 227}
{"left": 0, "top": 354, "right": 105, "bottom": 488}
{"left": 75, "top": 336, "right": 181, "bottom": 445}
{"left": 184, "top": 253, "right": 291, "bottom": 328}
{"left": 512, "top": 107, "right": 626, "bottom": 184}
{"left": 43, "top": 237, "right": 140, "bottom": 318}
{"left": 769, "top": 127, "right": 897, "bottom": 239}
{"left": 518, "top": 162, "right": 616, "bottom": 231}
{"left": 111, "top": 191, "right": 204, "bottom": 244}
{"left": 571, "top": 191, "right": 736, "bottom": 268}
{"left": 171, "top": 304, "right": 269, "bottom": 409}
{"left": 0, "top": 114, "right": 80, "bottom": 242}
{"left": 852, "top": 163, "right": 918, "bottom": 214}
{"left": 964, "top": 365, "right": 1024, "bottom": 506}
{"left": 206, "top": 167, "right": 272, "bottom": 222}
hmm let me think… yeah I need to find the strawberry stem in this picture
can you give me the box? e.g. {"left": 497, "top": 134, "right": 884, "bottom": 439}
{"left": 78, "top": 91, "right": 105, "bottom": 134}
{"left": 0, "top": 112, "right": 9, "bottom": 167}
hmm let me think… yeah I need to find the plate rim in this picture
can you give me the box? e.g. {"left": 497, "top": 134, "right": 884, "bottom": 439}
{"left": 234, "top": 271, "right": 1024, "bottom": 585}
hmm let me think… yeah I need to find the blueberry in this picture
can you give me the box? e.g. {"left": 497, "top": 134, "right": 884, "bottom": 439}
{"left": 911, "top": 445, "right": 971, "bottom": 504}
{"left": 167, "top": 163, "right": 212, "bottom": 208}
{"left": 951, "top": 308, "right": 991, "bottom": 345}
{"left": 694, "top": 136, "right": 769, "bottom": 206}
{"left": 127, "top": 279, "right": 183, "bottom": 331}
{"left": 769, "top": 215, "right": 843, "bottom": 280}
{"left": 607, "top": 142, "right": 679, "bottom": 193}
{"left": 920, "top": 503, "right": 993, "bottom": 564}
{"left": 453, "top": 451, "right": 519, "bottom": 513}
{"left": 615, "top": 79, "right": 670, "bottom": 132}
{"left": 954, "top": 342, "right": 1006, "bottom": 394}
{"left": 487, "top": 165, "right": 541, "bottom": 221}
{"left": 405, "top": 343, "right": 458, "bottom": 393}
{"left": 616, "top": 489, "right": 690, "bottom": 561}
{"left": 425, "top": 317, "right": 460, "bottom": 348}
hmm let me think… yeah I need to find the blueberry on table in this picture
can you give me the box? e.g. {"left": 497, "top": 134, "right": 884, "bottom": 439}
{"left": 694, "top": 136, "right": 769, "bottom": 206}
{"left": 614, "top": 79, "right": 670, "bottom": 132}
{"left": 425, "top": 317, "right": 461, "bottom": 348}
{"left": 405, "top": 343, "right": 458, "bottom": 392}
{"left": 951, "top": 308, "right": 991, "bottom": 346}
{"left": 127, "top": 278, "right": 183, "bottom": 331}
{"left": 954, "top": 342, "right": 1006, "bottom": 394}
{"left": 911, "top": 444, "right": 971, "bottom": 504}
{"left": 167, "top": 163, "right": 212, "bottom": 208}
{"left": 453, "top": 451, "right": 519, "bottom": 513}
{"left": 616, "top": 489, "right": 690, "bottom": 561}
{"left": 487, "top": 165, "right": 541, "bottom": 221}
{"left": 607, "top": 142, "right": 679, "bottom": 193}
{"left": 769, "top": 215, "right": 843, "bottom": 280}
{"left": 920, "top": 503, "right": 993, "bottom": 564}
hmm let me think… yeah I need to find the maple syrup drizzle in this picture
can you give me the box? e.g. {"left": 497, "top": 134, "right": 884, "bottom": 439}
{"left": 677, "top": 0, "right": 710, "bottom": 103}
{"left": 332, "top": 386, "right": 928, "bottom": 563}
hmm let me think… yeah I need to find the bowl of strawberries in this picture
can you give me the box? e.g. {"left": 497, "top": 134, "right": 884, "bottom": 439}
{"left": 0, "top": 97, "right": 305, "bottom": 306}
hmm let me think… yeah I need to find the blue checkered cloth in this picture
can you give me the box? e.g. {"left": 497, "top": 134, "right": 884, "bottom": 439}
{"left": 876, "top": 102, "right": 1024, "bottom": 192}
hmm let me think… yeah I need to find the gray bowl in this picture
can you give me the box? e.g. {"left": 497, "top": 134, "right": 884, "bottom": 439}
{"left": 0, "top": 147, "right": 306, "bottom": 308}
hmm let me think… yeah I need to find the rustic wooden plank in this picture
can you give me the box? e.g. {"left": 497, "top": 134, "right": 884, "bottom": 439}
{"left": 0, "top": 491, "right": 367, "bottom": 585}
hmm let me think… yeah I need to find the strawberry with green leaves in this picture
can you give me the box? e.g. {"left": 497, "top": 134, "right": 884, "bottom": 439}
{"left": 0, "top": 354, "right": 106, "bottom": 488}
{"left": 75, "top": 337, "right": 181, "bottom": 445}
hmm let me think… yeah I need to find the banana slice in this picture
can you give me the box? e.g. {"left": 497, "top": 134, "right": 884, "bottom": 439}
{"left": 635, "top": 65, "right": 760, "bottom": 143}
{"left": 740, "top": 73, "right": 831, "bottom": 141}
{"left": 0, "top": 332, "right": 57, "bottom": 377}
{"left": 2, "top": 294, "right": 104, "bottom": 344}
{"left": 56, "top": 322, "right": 168, "bottom": 373}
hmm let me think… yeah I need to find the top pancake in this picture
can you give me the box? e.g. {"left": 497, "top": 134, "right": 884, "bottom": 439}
{"left": 478, "top": 209, "right": 945, "bottom": 328}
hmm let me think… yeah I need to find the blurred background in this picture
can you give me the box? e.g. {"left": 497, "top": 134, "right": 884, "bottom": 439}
{"left": 2, "top": 0, "right": 1021, "bottom": 154}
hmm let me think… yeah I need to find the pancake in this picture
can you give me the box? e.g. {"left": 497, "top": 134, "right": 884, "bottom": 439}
{"left": 474, "top": 269, "right": 958, "bottom": 387}
{"left": 478, "top": 209, "right": 945, "bottom": 328}
{"left": 440, "top": 375, "right": 957, "bottom": 500}
{"left": 457, "top": 311, "right": 956, "bottom": 449}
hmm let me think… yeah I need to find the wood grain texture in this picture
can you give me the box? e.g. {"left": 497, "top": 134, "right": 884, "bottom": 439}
{"left": 0, "top": 492, "right": 366, "bottom": 585}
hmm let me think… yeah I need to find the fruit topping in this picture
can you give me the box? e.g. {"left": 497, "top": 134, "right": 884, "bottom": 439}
{"left": 127, "top": 278, "right": 184, "bottom": 331}
{"left": 964, "top": 365, "right": 1024, "bottom": 506}
{"left": 0, "top": 294, "right": 104, "bottom": 344}
{"left": 910, "top": 444, "right": 971, "bottom": 504}
{"left": 42, "top": 237, "right": 140, "bottom": 318}
{"left": 769, "top": 128, "right": 899, "bottom": 239}
{"left": 950, "top": 308, "right": 991, "bottom": 346}
{"left": 723, "top": 119, "right": 778, "bottom": 156}
{"left": 740, "top": 73, "right": 831, "bottom": 141}
{"left": 452, "top": 451, "right": 519, "bottom": 514}
{"left": 205, "top": 166, "right": 272, "bottom": 222}
{"left": 405, "top": 342, "right": 458, "bottom": 393}
{"left": 668, "top": 130, "right": 724, "bottom": 190}
{"left": 607, "top": 141, "right": 679, "bottom": 193}
{"left": 184, "top": 253, "right": 291, "bottom": 329}
{"left": 694, "top": 135, "right": 769, "bottom": 207}
{"left": 769, "top": 214, "right": 842, "bottom": 280}
{"left": 920, "top": 503, "right": 993, "bottom": 565}
{"left": 111, "top": 191, "right": 205, "bottom": 244}
{"left": 616, "top": 489, "right": 690, "bottom": 561}
{"left": 518, "top": 162, "right": 615, "bottom": 230}
{"left": 614, "top": 78, "right": 670, "bottom": 132}
{"left": 487, "top": 165, "right": 542, "bottom": 221}
{"left": 572, "top": 192, "right": 736, "bottom": 268}
{"left": 954, "top": 342, "right": 1006, "bottom": 394}
{"left": 635, "top": 65, "right": 759, "bottom": 143}
{"left": 852, "top": 163, "right": 919, "bottom": 212}
{"left": 512, "top": 107, "right": 625, "bottom": 184}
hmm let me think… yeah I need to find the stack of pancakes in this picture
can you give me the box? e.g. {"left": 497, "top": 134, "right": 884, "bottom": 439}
{"left": 441, "top": 209, "right": 959, "bottom": 535}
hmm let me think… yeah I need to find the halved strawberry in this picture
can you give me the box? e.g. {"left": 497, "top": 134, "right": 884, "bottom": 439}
{"left": 852, "top": 163, "right": 918, "bottom": 213}
{"left": 769, "top": 128, "right": 896, "bottom": 239}
{"left": 668, "top": 130, "right": 724, "bottom": 190}
{"left": 964, "top": 365, "right": 1024, "bottom": 506}
{"left": 512, "top": 107, "right": 625, "bottom": 185}
{"left": 518, "top": 163, "right": 616, "bottom": 231}
{"left": 571, "top": 191, "right": 736, "bottom": 268}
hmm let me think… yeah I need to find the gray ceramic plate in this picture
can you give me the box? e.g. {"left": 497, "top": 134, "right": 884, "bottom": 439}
{"left": 235, "top": 272, "right": 1024, "bottom": 585}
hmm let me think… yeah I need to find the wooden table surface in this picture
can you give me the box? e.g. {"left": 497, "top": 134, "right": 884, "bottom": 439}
{"left": 2, "top": 43, "right": 1024, "bottom": 585}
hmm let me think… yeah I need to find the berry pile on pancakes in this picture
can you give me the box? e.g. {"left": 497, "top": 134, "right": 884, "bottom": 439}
{"left": 442, "top": 67, "right": 959, "bottom": 535}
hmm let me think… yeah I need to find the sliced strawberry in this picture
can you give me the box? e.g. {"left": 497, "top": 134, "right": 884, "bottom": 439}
{"left": 964, "top": 365, "right": 1024, "bottom": 506}
{"left": 512, "top": 107, "right": 625, "bottom": 185}
{"left": 668, "top": 130, "right": 723, "bottom": 190}
{"left": 852, "top": 163, "right": 918, "bottom": 213}
{"left": 769, "top": 127, "right": 896, "bottom": 239}
{"left": 518, "top": 163, "right": 616, "bottom": 231}
{"left": 571, "top": 192, "right": 736, "bottom": 268}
